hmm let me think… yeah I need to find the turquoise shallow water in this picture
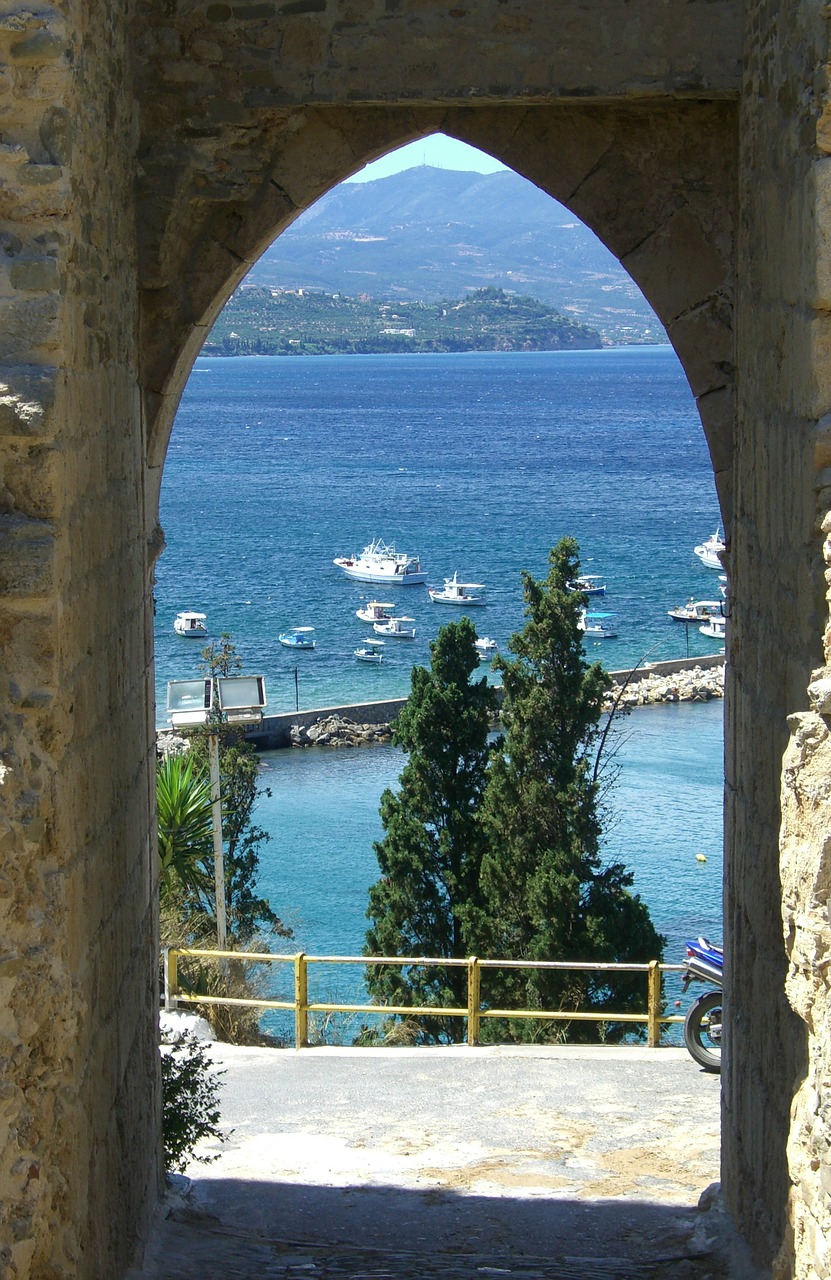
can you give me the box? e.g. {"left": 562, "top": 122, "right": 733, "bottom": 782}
{"left": 248, "top": 698, "right": 723, "bottom": 1037}
{"left": 157, "top": 347, "right": 724, "bottom": 1034}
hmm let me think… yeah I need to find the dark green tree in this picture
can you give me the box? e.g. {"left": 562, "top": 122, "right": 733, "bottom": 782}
{"left": 478, "top": 537, "right": 664, "bottom": 1041}
{"left": 364, "top": 618, "right": 498, "bottom": 1042}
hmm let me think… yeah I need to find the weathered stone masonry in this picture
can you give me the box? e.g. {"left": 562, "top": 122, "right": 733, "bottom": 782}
{"left": 3, "top": 1, "right": 831, "bottom": 1277}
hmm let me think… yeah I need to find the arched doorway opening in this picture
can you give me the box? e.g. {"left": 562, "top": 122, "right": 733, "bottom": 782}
{"left": 145, "top": 127, "right": 727, "bottom": 1269}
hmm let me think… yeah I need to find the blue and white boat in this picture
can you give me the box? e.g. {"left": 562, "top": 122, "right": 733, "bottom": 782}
{"left": 571, "top": 575, "right": 607, "bottom": 596}
{"left": 279, "top": 626, "right": 316, "bottom": 650}
{"left": 578, "top": 610, "right": 617, "bottom": 639}
{"left": 354, "top": 638, "right": 385, "bottom": 664}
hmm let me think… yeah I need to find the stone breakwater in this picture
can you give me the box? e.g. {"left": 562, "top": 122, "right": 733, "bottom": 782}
{"left": 604, "top": 662, "right": 725, "bottom": 710}
{"left": 289, "top": 714, "right": 394, "bottom": 748}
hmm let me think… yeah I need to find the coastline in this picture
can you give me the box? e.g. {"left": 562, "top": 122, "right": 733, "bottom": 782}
{"left": 157, "top": 655, "right": 724, "bottom": 755}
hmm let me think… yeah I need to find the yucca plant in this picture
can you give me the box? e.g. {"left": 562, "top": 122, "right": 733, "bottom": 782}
{"left": 157, "top": 752, "right": 214, "bottom": 897}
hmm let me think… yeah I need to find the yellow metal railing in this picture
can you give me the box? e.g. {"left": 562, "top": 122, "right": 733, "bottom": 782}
{"left": 164, "top": 947, "right": 686, "bottom": 1048}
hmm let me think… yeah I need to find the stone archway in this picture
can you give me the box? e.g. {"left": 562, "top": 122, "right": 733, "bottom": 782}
{"left": 5, "top": 2, "right": 831, "bottom": 1277}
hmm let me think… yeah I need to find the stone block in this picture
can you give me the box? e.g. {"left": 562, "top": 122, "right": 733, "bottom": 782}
{"left": 0, "top": 366, "right": 56, "bottom": 438}
{"left": 0, "top": 515, "right": 55, "bottom": 596}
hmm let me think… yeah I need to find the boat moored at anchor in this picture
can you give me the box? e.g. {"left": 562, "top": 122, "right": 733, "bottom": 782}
{"left": 334, "top": 539, "right": 427, "bottom": 585}
{"left": 428, "top": 573, "right": 486, "bottom": 606}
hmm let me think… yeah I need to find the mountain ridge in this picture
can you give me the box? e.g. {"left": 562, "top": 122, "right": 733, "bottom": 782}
{"left": 245, "top": 166, "right": 665, "bottom": 345}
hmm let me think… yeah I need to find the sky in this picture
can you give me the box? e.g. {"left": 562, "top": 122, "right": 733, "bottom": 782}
{"left": 345, "top": 133, "right": 508, "bottom": 182}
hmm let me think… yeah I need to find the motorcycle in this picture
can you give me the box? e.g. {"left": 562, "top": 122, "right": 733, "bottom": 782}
{"left": 681, "top": 937, "right": 723, "bottom": 1072}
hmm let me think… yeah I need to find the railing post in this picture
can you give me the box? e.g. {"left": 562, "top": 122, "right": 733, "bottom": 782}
{"left": 294, "top": 952, "right": 308, "bottom": 1048}
{"left": 164, "top": 947, "right": 179, "bottom": 1011}
{"left": 647, "top": 960, "right": 661, "bottom": 1047}
{"left": 467, "top": 956, "right": 481, "bottom": 1046}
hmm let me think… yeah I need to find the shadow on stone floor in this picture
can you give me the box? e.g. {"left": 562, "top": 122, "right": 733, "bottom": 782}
{"left": 128, "top": 1175, "right": 733, "bottom": 1280}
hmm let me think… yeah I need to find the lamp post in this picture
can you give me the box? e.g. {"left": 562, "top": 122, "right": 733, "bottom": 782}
{"left": 166, "top": 675, "right": 267, "bottom": 952}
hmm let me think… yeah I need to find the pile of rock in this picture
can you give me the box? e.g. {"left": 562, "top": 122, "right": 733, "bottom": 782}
{"left": 289, "top": 715, "right": 394, "bottom": 748}
{"left": 605, "top": 664, "right": 725, "bottom": 710}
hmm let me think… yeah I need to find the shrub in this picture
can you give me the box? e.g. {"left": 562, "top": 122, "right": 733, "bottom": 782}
{"left": 160, "top": 1034, "right": 228, "bottom": 1172}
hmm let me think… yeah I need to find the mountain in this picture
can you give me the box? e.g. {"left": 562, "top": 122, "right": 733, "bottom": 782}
{"left": 245, "top": 167, "right": 665, "bottom": 345}
{"left": 205, "top": 285, "right": 602, "bottom": 356}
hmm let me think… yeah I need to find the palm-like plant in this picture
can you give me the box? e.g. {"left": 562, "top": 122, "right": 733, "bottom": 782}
{"left": 157, "top": 753, "right": 214, "bottom": 897}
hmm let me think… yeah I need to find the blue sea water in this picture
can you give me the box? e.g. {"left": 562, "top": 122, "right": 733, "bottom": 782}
{"left": 155, "top": 347, "right": 725, "bottom": 1026}
{"left": 155, "top": 347, "right": 724, "bottom": 716}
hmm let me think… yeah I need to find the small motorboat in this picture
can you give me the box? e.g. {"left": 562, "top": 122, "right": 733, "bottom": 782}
{"left": 694, "top": 529, "right": 725, "bottom": 570}
{"left": 373, "top": 616, "right": 416, "bottom": 639}
{"left": 334, "top": 539, "right": 427, "bottom": 585}
{"left": 699, "top": 615, "right": 727, "bottom": 641}
{"left": 570, "top": 575, "right": 607, "bottom": 596}
{"left": 668, "top": 599, "right": 724, "bottom": 623}
{"left": 279, "top": 626, "right": 316, "bottom": 650}
{"left": 354, "top": 638, "right": 385, "bottom": 664}
{"left": 428, "top": 573, "right": 486, "bottom": 606}
{"left": 474, "top": 636, "right": 498, "bottom": 662}
{"left": 578, "top": 610, "right": 618, "bottom": 639}
{"left": 356, "top": 600, "right": 395, "bottom": 623}
{"left": 173, "top": 610, "right": 208, "bottom": 638}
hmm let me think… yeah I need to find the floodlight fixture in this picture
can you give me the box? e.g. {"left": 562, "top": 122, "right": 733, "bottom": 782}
{"left": 166, "top": 678, "right": 213, "bottom": 729}
{"left": 216, "top": 675, "right": 267, "bottom": 724}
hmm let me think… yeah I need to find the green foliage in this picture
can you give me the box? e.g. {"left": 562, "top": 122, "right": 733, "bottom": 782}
{"left": 157, "top": 753, "right": 213, "bottom": 897}
{"left": 477, "top": 538, "right": 665, "bottom": 1040}
{"left": 161, "top": 1035, "right": 227, "bottom": 1172}
{"left": 364, "top": 618, "right": 498, "bottom": 1042}
{"left": 362, "top": 541, "right": 664, "bottom": 1045}
{"left": 200, "top": 632, "right": 243, "bottom": 678}
{"left": 159, "top": 635, "right": 292, "bottom": 1042}
{"left": 203, "top": 286, "right": 601, "bottom": 357}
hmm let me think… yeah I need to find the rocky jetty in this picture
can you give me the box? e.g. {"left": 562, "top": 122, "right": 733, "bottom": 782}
{"left": 605, "top": 663, "right": 724, "bottom": 710}
{"left": 289, "top": 714, "right": 394, "bottom": 748}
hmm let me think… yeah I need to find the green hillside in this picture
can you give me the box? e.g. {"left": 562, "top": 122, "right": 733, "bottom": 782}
{"left": 204, "top": 285, "right": 602, "bottom": 356}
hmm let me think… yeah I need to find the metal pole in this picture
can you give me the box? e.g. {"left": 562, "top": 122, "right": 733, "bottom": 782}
{"left": 294, "top": 666, "right": 299, "bottom": 712}
{"left": 208, "top": 731, "right": 228, "bottom": 951}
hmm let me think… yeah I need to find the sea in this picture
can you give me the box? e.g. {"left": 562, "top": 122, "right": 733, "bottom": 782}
{"left": 155, "top": 346, "right": 725, "bottom": 1032}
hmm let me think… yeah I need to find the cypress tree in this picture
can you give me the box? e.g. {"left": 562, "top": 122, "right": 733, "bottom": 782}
{"left": 478, "top": 537, "right": 664, "bottom": 1040}
{"left": 364, "top": 617, "right": 497, "bottom": 1042}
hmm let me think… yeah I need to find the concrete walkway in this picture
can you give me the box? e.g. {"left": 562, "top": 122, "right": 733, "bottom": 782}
{"left": 130, "top": 1044, "right": 731, "bottom": 1280}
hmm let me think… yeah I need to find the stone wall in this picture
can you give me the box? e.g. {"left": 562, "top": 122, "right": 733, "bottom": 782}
{"left": 724, "top": 1, "right": 831, "bottom": 1271}
{"left": 7, "top": 1, "right": 831, "bottom": 1277}
{"left": 0, "top": 3, "right": 158, "bottom": 1278}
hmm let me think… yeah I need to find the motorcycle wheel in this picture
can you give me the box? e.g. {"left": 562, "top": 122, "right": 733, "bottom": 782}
{"left": 683, "top": 990, "right": 722, "bottom": 1072}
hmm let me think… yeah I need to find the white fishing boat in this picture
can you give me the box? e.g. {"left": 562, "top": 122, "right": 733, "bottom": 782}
{"left": 173, "top": 610, "right": 208, "bottom": 638}
{"left": 668, "top": 599, "right": 724, "bottom": 623}
{"left": 570, "top": 575, "right": 607, "bottom": 596}
{"left": 354, "top": 638, "right": 385, "bottom": 664}
{"left": 474, "top": 636, "right": 498, "bottom": 661}
{"left": 373, "top": 616, "right": 416, "bottom": 639}
{"left": 279, "top": 626, "right": 316, "bottom": 650}
{"left": 428, "top": 573, "right": 486, "bottom": 606}
{"left": 699, "top": 615, "right": 727, "bottom": 641}
{"left": 694, "top": 529, "right": 726, "bottom": 570}
{"left": 578, "top": 610, "right": 618, "bottom": 638}
{"left": 356, "top": 600, "right": 395, "bottom": 623}
{"left": 334, "top": 539, "right": 427, "bottom": 585}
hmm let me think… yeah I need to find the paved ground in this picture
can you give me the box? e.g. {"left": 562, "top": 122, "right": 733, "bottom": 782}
{"left": 129, "top": 1044, "right": 730, "bottom": 1280}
